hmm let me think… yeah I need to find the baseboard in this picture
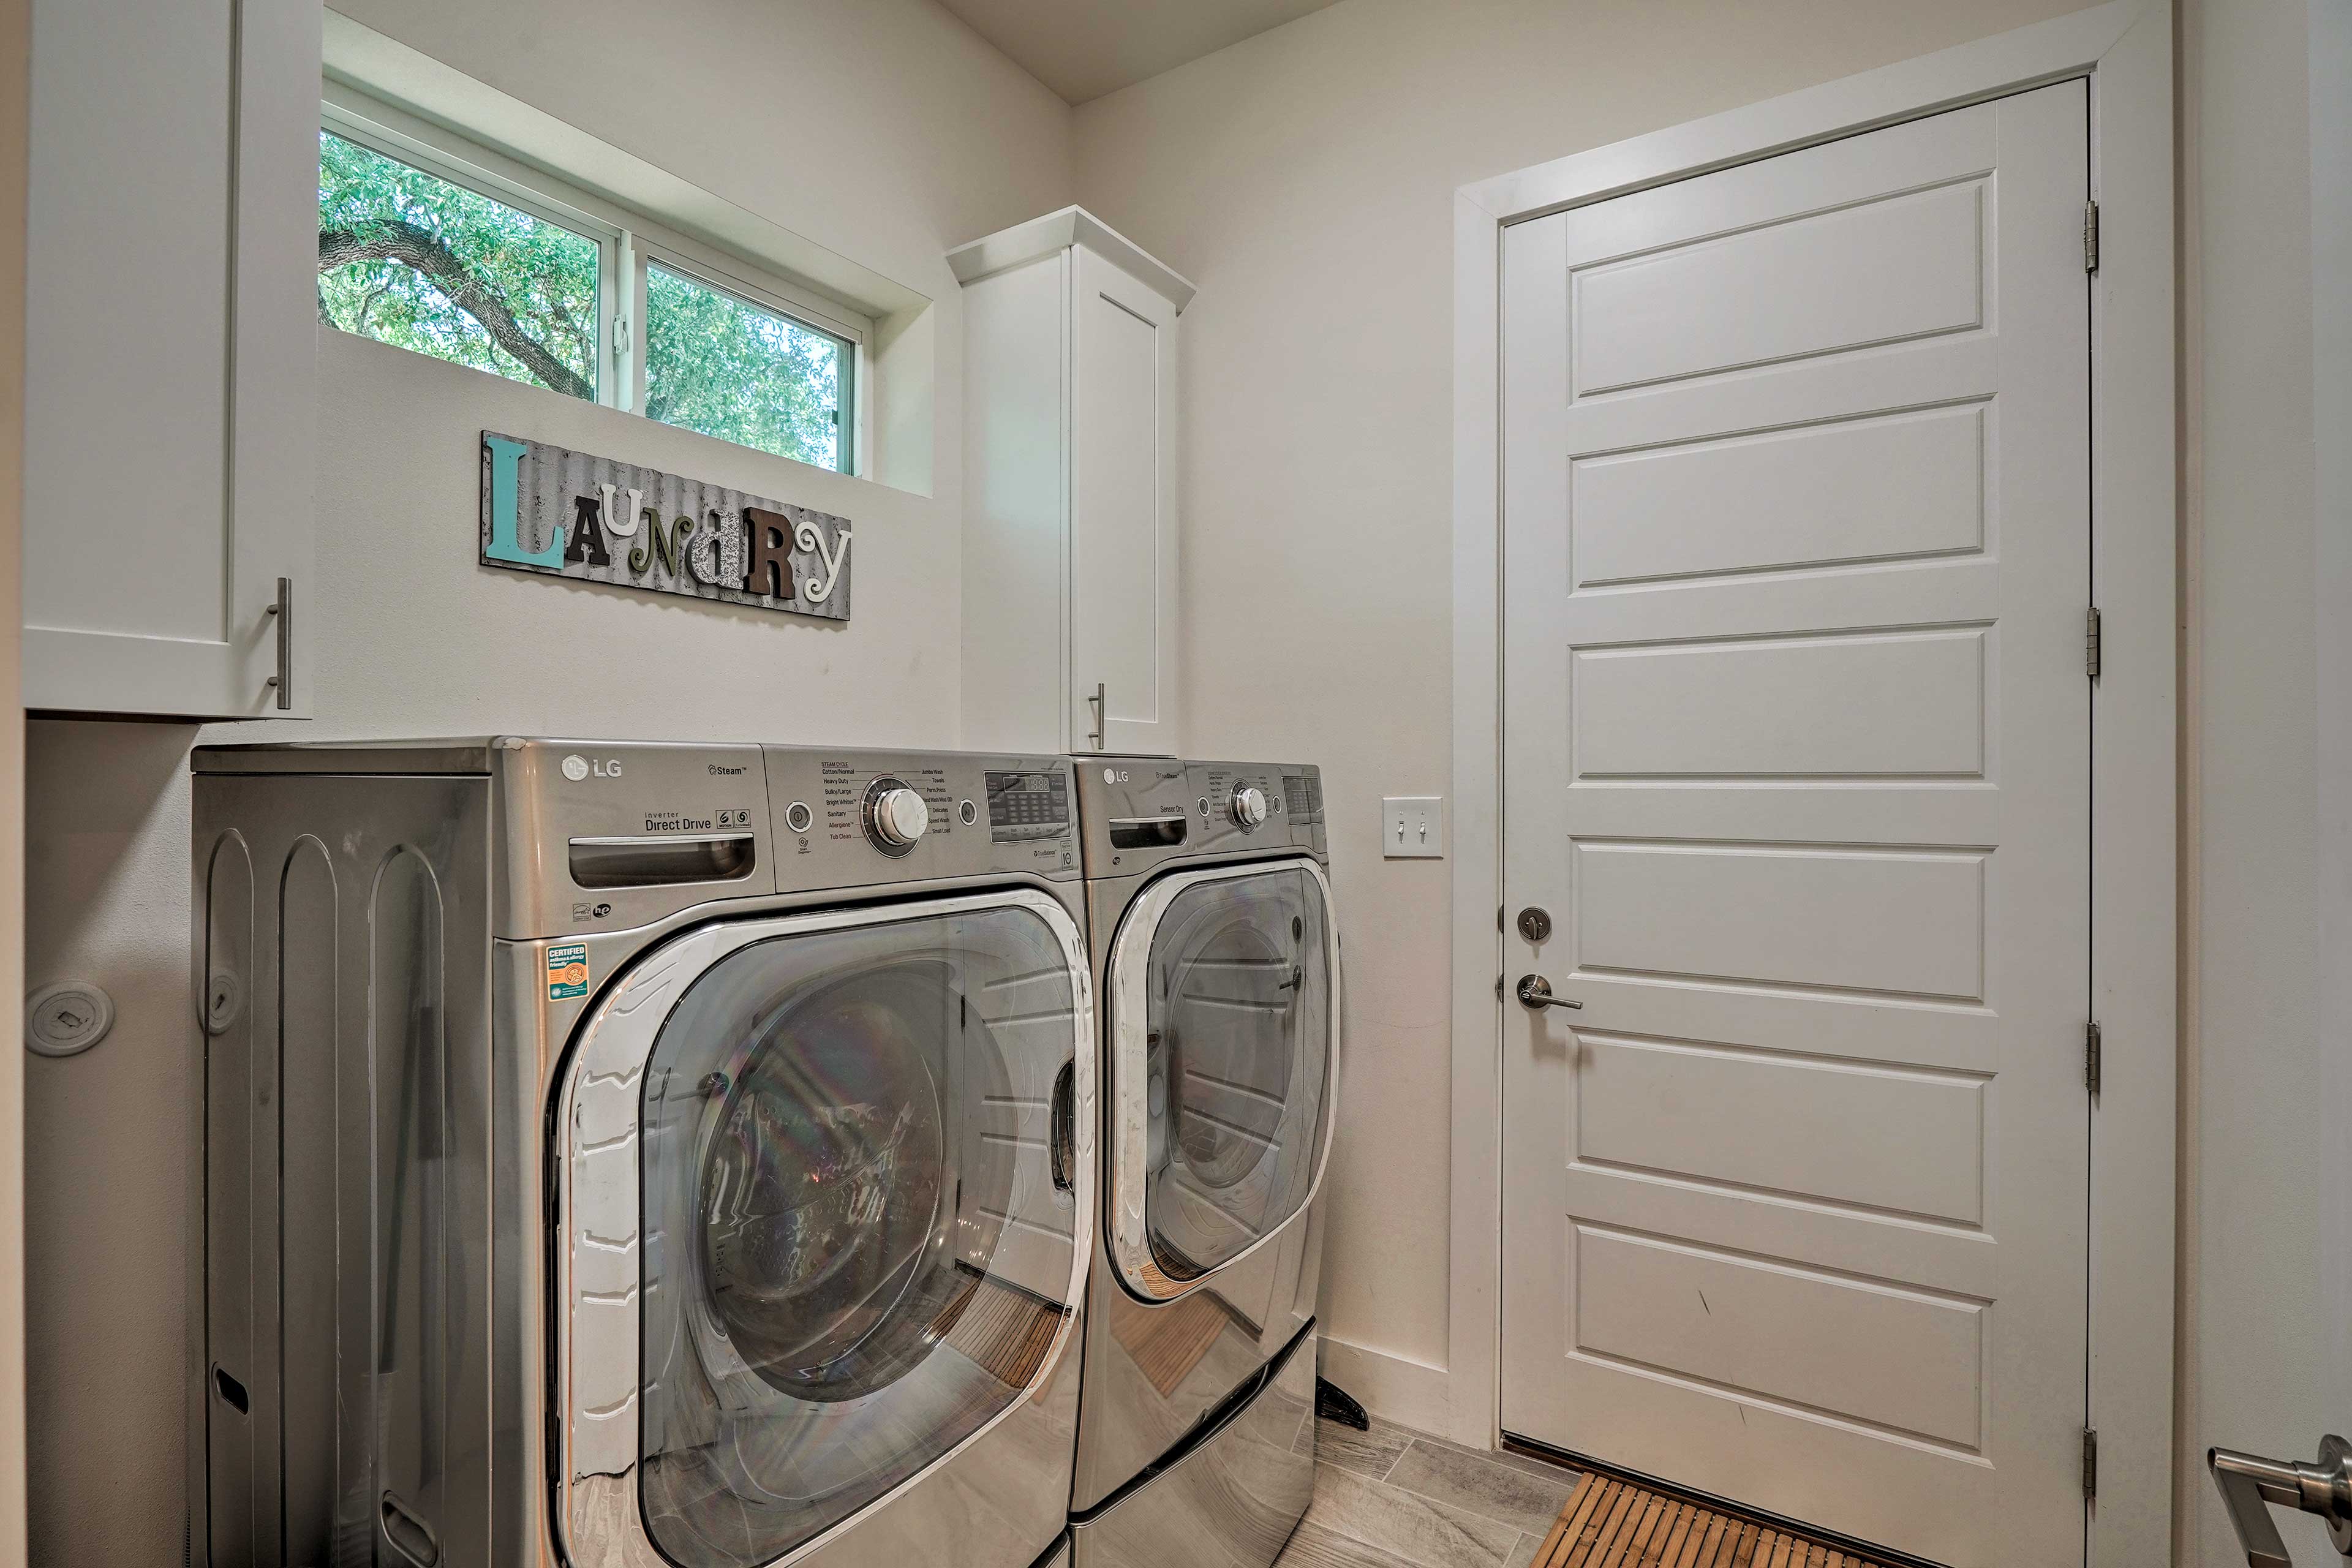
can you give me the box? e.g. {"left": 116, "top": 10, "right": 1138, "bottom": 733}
{"left": 1315, "top": 1333, "right": 1450, "bottom": 1435}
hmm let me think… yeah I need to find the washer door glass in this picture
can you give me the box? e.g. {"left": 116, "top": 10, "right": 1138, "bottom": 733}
{"left": 1140, "top": 864, "right": 1332, "bottom": 1283}
{"left": 636, "top": 905, "right": 1080, "bottom": 1568}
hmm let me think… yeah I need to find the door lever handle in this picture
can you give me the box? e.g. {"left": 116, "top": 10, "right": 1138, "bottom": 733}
{"left": 1517, "top": 974, "right": 1581, "bottom": 1011}
{"left": 2209, "top": 1436, "right": 2352, "bottom": 1566}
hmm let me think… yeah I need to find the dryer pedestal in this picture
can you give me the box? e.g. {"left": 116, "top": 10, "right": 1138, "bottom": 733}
{"left": 1068, "top": 1324, "right": 1317, "bottom": 1568}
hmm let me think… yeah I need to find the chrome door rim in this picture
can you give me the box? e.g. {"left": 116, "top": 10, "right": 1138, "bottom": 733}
{"left": 549, "top": 886, "right": 1096, "bottom": 1568}
{"left": 1104, "top": 857, "right": 1341, "bottom": 1303}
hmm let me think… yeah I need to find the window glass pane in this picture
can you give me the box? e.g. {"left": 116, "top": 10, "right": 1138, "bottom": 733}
{"left": 317, "top": 129, "right": 599, "bottom": 400}
{"left": 646, "top": 262, "right": 848, "bottom": 470}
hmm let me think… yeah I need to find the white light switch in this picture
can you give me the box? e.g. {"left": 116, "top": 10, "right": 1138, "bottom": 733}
{"left": 1382, "top": 796, "right": 1446, "bottom": 858}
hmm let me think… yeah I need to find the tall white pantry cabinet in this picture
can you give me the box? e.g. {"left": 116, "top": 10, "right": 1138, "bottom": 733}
{"left": 952, "top": 208, "right": 1191, "bottom": 756}
{"left": 23, "top": 0, "right": 319, "bottom": 717}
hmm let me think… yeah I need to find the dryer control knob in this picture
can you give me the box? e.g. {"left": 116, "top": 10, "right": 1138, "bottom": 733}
{"left": 870, "top": 785, "right": 930, "bottom": 847}
{"left": 1231, "top": 785, "right": 1270, "bottom": 831}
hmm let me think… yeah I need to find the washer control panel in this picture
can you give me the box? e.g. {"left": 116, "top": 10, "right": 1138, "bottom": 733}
{"left": 862, "top": 777, "right": 932, "bottom": 854}
{"left": 766, "top": 746, "right": 1079, "bottom": 889}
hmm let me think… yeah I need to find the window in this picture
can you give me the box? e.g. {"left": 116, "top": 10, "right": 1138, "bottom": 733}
{"left": 315, "top": 102, "right": 864, "bottom": 473}
{"left": 318, "top": 129, "right": 603, "bottom": 401}
{"left": 646, "top": 261, "right": 851, "bottom": 469}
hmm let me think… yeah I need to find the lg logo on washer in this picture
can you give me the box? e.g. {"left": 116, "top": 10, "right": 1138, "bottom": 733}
{"left": 562, "top": 754, "right": 623, "bottom": 782}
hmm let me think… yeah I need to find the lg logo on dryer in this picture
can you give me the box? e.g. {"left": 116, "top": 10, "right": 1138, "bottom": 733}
{"left": 562, "top": 754, "right": 623, "bottom": 782}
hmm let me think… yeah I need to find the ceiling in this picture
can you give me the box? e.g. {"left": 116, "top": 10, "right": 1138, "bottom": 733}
{"left": 934, "top": 0, "right": 1344, "bottom": 105}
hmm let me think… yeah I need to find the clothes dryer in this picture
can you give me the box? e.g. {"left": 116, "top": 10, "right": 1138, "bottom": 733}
{"left": 191, "top": 739, "right": 1091, "bottom": 1568}
{"left": 1065, "top": 758, "right": 1337, "bottom": 1568}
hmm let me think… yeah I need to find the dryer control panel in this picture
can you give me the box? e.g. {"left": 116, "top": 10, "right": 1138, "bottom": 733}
{"left": 1075, "top": 756, "right": 1326, "bottom": 878}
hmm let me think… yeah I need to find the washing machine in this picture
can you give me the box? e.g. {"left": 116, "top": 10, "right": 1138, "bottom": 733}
{"left": 190, "top": 738, "right": 1091, "bottom": 1568}
{"left": 1064, "top": 758, "right": 1338, "bottom": 1568}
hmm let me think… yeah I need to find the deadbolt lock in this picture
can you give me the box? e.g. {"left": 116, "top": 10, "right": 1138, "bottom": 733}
{"left": 1517, "top": 906, "right": 1553, "bottom": 943}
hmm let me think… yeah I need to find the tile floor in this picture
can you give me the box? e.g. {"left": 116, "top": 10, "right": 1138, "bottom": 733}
{"left": 1276, "top": 1412, "right": 1584, "bottom": 1568}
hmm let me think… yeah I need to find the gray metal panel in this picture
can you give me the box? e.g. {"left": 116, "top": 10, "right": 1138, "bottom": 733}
{"left": 490, "top": 737, "right": 775, "bottom": 938}
{"left": 192, "top": 737, "right": 504, "bottom": 775}
{"left": 1072, "top": 758, "right": 1325, "bottom": 878}
{"left": 1068, "top": 1326, "right": 1317, "bottom": 1568}
{"left": 764, "top": 745, "right": 1081, "bottom": 897}
{"left": 195, "top": 770, "right": 494, "bottom": 1568}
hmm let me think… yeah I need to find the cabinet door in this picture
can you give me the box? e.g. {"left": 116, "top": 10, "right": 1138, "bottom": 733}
{"left": 23, "top": 0, "right": 317, "bottom": 718}
{"left": 1068, "top": 244, "right": 1178, "bottom": 755}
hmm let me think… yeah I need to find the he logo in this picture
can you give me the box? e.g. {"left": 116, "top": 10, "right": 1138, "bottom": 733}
{"left": 562, "top": 753, "right": 622, "bottom": 781}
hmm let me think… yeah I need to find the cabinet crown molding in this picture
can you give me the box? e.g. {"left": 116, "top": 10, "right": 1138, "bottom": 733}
{"left": 948, "top": 205, "right": 1196, "bottom": 312}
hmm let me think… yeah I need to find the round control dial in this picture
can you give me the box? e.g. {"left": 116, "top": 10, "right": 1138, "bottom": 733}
{"left": 862, "top": 777, "right": 930, "bottom": 854}
{"left": 1230, "top": 785, "right": 1270, "bottom": 831}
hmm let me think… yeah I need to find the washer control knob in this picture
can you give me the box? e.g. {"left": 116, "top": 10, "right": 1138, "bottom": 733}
{"left": 1231, "top": 785, "right": 1270, "bottom": 831}
{"left": 870, "top": 785, "right": 930, "bottom": 848}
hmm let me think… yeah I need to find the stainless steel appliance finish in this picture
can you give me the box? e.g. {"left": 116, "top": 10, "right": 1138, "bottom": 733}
{"left": 1066, "top": 757, "right": 1335, "bottom": 1568}
{"left": 1066, "top": 1324, "right": 1317, "bottom": 1568}
{"left": 192, "top": 738, "right": 1093, "bottom": 1568}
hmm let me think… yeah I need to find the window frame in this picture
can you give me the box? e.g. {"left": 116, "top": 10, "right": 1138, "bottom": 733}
{"left": 319, "top": 88, "right": 870, "bottom": 475}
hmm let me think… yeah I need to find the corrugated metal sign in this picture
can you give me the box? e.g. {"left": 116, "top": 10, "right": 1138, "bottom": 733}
{"left": 478, "top": 431, "right": 852, "bottom": 622}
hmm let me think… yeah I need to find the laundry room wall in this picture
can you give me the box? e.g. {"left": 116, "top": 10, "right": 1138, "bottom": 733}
{"left": 19, "top": 4, "right": 1071, "bottom": 1562}
{"left": 1069, "top": 0, "right": 2098, "bottom": 1436}
{"left": 2175, "top": 0, "right": 2348, "bottom": 1559}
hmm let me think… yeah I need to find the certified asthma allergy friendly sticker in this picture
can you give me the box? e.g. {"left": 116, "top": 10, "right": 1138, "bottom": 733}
{"left": 547, "top": 943, "right": 590, "bottom": 1001}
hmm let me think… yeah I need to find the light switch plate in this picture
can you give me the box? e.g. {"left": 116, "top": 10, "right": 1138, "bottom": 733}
{"left": 1382, "top": 796, "right": 1446, "bottom": 858}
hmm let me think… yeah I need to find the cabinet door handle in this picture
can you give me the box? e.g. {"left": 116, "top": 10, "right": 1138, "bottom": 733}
{"left": 1087, "top": 681, "right": 1106, "bottom": 751}
{"left": 263, "top": 576, "right": 292, "bottom": 711}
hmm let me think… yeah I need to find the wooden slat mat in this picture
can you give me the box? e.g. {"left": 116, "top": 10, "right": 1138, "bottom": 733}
{"left": 1529, "top": 1472, "right": 1905, "bottom": 1568}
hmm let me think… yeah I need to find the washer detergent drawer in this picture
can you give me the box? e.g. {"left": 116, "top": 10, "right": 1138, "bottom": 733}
{"left": 1070, "top": 1325, "right": 1316, "bottom": 1568}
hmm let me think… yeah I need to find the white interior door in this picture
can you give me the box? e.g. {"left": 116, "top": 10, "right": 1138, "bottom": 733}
{"left": 1499, "top": 83, "right": 2092, "bottom": 1567}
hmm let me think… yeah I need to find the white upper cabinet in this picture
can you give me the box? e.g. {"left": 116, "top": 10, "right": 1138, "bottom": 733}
{"left": 24, "top": 0, "right": 318, "bottom": 717}
{"left": 953, "top": 208, "right": 1189, "bottom": 756}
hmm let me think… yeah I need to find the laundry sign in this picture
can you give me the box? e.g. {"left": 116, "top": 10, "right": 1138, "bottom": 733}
{"left": 479, "top": 432, "right": 852, "bottom": 622}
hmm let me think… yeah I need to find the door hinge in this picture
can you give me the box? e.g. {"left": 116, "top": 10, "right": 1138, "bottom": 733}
{"left": 2085, "top": 606, "right": 2102, "bottom": 679}
{"left": 2085, "top": 1020, "right": 2103, "bottom": 1096}
{"left": 2083, "top": 200, "right": 2100, "bottom": 273}
{"left": 2082, "top": 1427, "right": 2100, "bottom": 1499}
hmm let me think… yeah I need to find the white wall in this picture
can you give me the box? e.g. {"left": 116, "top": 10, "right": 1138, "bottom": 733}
{"left": 2177, "top": 0, "right": 2343, "bottom": 1560}
{"left": 1072, "top": 0, "right": 2099, "bottom": 1429}
{"left": 19, "top": 3, "right": 1071, "bottom": 1561}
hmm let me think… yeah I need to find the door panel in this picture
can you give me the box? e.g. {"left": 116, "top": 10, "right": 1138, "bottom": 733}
{"left": 1500, "top": 83, "right": 2090, "bottom": 1567}
{"left": 1069, "top": 244, "right": 1179, "bottom": 753}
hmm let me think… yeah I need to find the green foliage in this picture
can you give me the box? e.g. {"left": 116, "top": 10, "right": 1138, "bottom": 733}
{"left": 317, "top": 130, "right": 850, "bottom": 472}
{"left": 318, "top": 130, "right": 599, "bottom": 398}
{"left": 646, "top": 264, "right": 843, "bottom": 469}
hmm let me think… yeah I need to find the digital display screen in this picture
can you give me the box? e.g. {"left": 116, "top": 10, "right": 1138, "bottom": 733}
{"left": 985, "top": 770, "right": 1069, "bottom": 839}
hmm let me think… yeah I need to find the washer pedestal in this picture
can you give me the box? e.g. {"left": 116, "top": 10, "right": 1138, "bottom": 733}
{"left": 1069, "top": 1325, "right": 1316, "bottom": 1568}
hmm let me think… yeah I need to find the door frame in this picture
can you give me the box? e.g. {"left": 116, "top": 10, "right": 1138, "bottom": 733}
{"left": 1447, "top": 6, "right": 2177, "bottom": 1566}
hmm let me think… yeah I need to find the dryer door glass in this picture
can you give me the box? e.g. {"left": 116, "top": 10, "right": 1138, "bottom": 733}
{"left": 1139, "top": 864, "right": 1332, "bottom": 1283}
{"left": 635, "top": 904, "right": 1081, "bottom": 1568}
